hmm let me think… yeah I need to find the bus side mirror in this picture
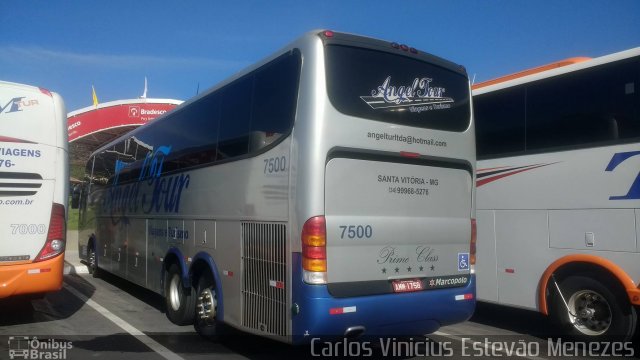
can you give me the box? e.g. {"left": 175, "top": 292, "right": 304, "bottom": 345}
{"left": 71, "top": 186, "right": 81, "bottom": 209}
{"left": 71, "top": 192, "right": 80, "bottom": 209}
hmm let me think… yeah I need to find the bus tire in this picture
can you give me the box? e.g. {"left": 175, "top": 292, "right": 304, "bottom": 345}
{"left": 164, "top": 264, "right": 196, "bottom": 325}
{"left": 194, "top": 272, "right": 222, "bottom": 339}
{"left": 551, "top": 275, "right": 636, "bottom": 341}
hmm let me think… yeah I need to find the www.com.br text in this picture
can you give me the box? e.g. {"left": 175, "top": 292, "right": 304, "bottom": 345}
{"left": 0, "top": 199, "right": 33, "bottom": 206}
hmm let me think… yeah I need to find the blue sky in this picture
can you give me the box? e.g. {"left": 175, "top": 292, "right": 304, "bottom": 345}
{"left": 2, "top": 1, "right": 639, "bottom": 112}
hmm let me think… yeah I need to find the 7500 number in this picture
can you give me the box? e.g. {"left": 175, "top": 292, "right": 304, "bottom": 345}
{"left": 339, "top": 225, "right": 373, "bottom": 239}
{"left": 263, "top": 156, "right": 287, "bottom": 174}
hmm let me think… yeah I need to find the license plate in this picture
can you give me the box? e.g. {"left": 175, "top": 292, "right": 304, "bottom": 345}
{"left": 392, "top": 279, "right": 423, "bottom": 293}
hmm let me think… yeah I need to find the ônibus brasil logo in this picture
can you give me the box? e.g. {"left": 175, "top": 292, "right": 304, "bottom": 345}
{"left": 360, "top": 76, "right": 453, "bottom": 111}
{"left": 8, "top": 336, "right": 72, "bottom": 360}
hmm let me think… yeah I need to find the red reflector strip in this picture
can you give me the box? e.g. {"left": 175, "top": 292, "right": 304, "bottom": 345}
{"left": 400, "top": 151, "right": 420, "bottom": 158}
{"left": 27, "top": 268, "right": 51, "bottom": 274}
{"left": 269, "top": 280, "right": 284, "bottom": 289}
{"left": 455, "top": 293, "right": 474, "bottom": 301}
{"left": 223, "top": 270, "right": 234, "bottom": 277}
{"left": 505, "top": 268, "right": 515, "bottom": 274}
{"left": 329, "top": 306, "right": 356, "bottom": 315}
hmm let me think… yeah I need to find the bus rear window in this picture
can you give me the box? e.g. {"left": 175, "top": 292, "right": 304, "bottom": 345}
{"left": 325, "top": 45, "right": 471, "bottom": 132}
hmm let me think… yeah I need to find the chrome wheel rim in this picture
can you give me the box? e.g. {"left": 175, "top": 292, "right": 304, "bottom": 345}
{"left": 89, "top": 248, "right": 96, "bottom": 272}
{"left": 567, "top": 289, "right": 612, "bottom": 336}
{"left": 168, "top": 274, "right": 182, "bottom": 311}
{"left": 197, "top": 287, "right": 217, "bottom": 325}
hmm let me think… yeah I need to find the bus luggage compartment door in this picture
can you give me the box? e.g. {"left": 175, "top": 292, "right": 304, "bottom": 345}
{"left": 324, "top": 156, "right": 472, "bottom": 297}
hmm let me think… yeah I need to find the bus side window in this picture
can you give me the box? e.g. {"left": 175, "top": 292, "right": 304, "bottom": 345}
{"left": 217, "top": 77, "right": 252, "bottom": 160}
{"left": 248, "top": 51, "right": 300, "bottom": 153}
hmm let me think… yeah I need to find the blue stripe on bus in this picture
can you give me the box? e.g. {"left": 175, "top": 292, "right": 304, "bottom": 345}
{"left": 290, "top": 253, "right": 475, "bottom": 345}
{"left": 164, "top": 247, "right": 190, "bottom": 287}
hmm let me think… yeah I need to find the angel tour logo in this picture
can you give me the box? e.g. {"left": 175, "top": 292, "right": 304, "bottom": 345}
{"left": 360, "top": 76, "right": 454, "bottom": 112}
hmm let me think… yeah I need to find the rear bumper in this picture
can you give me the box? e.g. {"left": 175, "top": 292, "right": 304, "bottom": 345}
{"left": 291, "top": 253, "right": 475, "bottom": 344}
{"left": 0, "top": 254, "right": 64, "bottom": 298}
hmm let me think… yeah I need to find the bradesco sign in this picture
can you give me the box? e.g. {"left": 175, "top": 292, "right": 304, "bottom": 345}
{"left": 67, "top": 100, "right": 180, "bottom": 142}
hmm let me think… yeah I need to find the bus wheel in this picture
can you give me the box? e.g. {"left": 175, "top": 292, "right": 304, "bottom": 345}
{"left": 164, "top": 264, "right": 196, "bottom": 325}
{"left": 194, "top": 273, "right": 221, "bottom": 339}
{"left": 552, "top": 275, "right": 636, "bottom": 341}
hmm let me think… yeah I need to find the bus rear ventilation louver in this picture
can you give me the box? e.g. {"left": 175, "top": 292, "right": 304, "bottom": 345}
{"left": 241, "top": 222, "right": 287, "bottom": 337}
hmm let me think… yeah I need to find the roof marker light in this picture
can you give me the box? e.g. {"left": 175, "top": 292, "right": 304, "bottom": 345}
{"left": 323, "top": 30, "right": 334, "bottom": 38}
{"left": 410, "top": 47, "right": 418, "bottom": 54}
{"left": 391, "top": 42, "right": 400, "bottom": 49}
{"left": 39, "top": 88, "right": 52, "bottom": 97}
{"left": 400, "top": 44, "right": 409, "bottom": 52}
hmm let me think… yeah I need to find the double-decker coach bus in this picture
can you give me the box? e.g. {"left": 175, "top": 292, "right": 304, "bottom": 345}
{"left": 78, "top": 30, "right": 476, "bottom": 343}
{"left": 473, "top": 47, "right": 640, "bottom": 340}
{"left": 0, "top": 81, "right": 68, "bottom": 299}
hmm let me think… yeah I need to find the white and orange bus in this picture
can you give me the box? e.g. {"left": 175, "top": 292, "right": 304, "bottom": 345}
{"left": 0, "top": 80, "right": 68, "bottom": 298}
{"left": 473, "top": 48, "right": 640, "bottom": 340}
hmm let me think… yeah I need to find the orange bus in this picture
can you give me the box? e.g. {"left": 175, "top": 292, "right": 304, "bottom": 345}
{"left": 0, "top": 80, "right": 68, "bottom": 298}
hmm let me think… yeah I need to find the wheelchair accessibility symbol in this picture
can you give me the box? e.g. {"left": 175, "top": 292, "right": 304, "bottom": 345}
{"left": 458, "top": 253, "right": 469, "bottom": 271}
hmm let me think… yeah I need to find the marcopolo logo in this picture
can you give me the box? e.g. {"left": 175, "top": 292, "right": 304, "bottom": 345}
{"left": 8, "top": 336, "right": 72, "bottom": 360}
{"left": 427, "top": 275, "right": 470, "bottom": 289}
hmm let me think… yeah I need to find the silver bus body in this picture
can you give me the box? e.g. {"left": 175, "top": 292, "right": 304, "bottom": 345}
{"left": 79, "top": 31, "right": 476, "bottom": 343}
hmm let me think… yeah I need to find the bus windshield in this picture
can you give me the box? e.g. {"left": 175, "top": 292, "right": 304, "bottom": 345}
{"left": 325, "top": 44, "right": 471, "bottom": 132}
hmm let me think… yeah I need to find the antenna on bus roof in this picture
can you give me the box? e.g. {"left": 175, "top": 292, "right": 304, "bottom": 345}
{"left": 196, "top": 82, "right": 200, "bottom": 95}
{"left": 140, "top": 77, "right": 148, "bottom": 99}
{"left": 471, "top": 74, "right": 476, "bottom": 86}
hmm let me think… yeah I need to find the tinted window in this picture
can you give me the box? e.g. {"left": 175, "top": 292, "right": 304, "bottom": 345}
{"left": 91, "top": 152, "right": 116, "bottom": 186}
{"left": 249, "top": 52, "right": 301, "bottom": 152}
{"left": 113, "top": 94, "right": 221, "bottom": 181}
{"left": 325, "top": 45, "right": 471, "bottom": 132}
{"left": 527, "top": 58, "right": 640, "bottom": 150}
{"left": 474, "top": 87, "right": 526, "bottom": 158}
{"left": 217, "top": 77, "right": 252, "bottom": 160}
{"left": 92, "top": 50, "right": 301, "bottom": 184}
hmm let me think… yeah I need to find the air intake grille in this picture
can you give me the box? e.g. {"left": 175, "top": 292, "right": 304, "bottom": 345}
{"left": 241, "top": 222, "right": 287, "bottom": 337}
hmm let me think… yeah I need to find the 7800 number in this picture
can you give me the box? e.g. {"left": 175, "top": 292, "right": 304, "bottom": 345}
{"left": 339, "top": 225, "right": 373, "bottom": 239}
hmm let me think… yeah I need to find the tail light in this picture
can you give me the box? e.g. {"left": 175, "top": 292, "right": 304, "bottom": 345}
{"left": 34, "top": 203, "right": 66, "bottom": 262}
{"left": 470, "top": 218, "right": 477, "bottom": 273}
{"left": 302, "top": 216, "right": 327, "bottom": 284}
